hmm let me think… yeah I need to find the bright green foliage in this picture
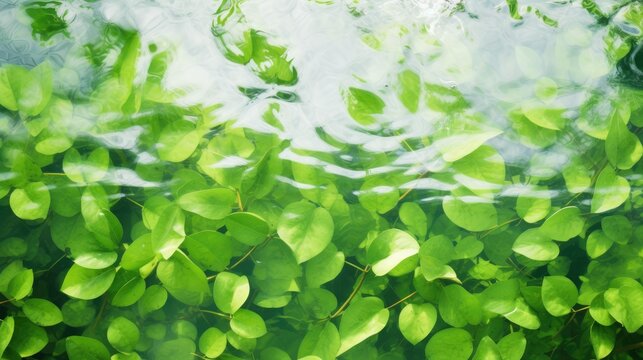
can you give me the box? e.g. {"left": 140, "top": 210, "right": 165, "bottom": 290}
{"left": 277, "top": 201, "right": 334, "bottom": 263}
{"left": 22, "top": 299, "right": 63, "bottom": 327}
{"left": 366, "top": 229, "right": 419, "bottom": 276}
{"left": 199, "top": 327, "right": 227, "bottom": 358}
{"left": 344, "top": 87, "right": 386, "bottom": 125}
{"left": 107, "top": 317, "right": 140, "bottom": 353}
{"left": 338, "top": 297, "right": 389, "bottom": 355}
{"left": 425, "top": 328, "right": 473, "bottom": 360}
{"left": 0, "top": 2, "right": 642, "bottom": 360}
{"left": 399, "top": 303, "right": 437, "bottom": 345}
{"left": 541, "top": 276, "right": 578, "bottom": 316}
{"left": 213, "top": 271, "right": 250, "bottom": 314}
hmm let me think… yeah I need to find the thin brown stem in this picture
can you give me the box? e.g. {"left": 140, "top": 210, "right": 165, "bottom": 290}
{"left": 34, "top": 254, "right": 66, "bottom": 275}
{"left": 331, "top": 265, "right": 370, "bottom": 318}
{"left": 386, "top": 291, "right": 417, "bottom": 309}
{"left": 0, "top": 298, "right": 15, "bottom": 305}
{"left": 480, "top": 217, "right": 520, "bottom": 240}
{"left": 398, "top": 170, "right": 430, "bottom": 202}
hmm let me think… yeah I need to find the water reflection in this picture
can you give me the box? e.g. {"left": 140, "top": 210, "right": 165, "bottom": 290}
{"left": 0, "top": 0, "right": 641, "bottom": 202}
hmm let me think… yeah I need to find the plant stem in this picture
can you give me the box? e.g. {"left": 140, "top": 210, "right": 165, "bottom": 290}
{"left": 236, "top": 190, "right": 244, "bottom": 211}
{"left": 0, "top": 298, "right": 15, "bottom": 305}
{"left": 125, "top": 197, "right": 144, "bottom": 208}
{"left": 199, "top": 309, "right": 231, "bottom": 319}
{"left": 227, "top": 245, "right": 258, "bottom": 271}
{"left": 386, "top": 291, "right": 417, "bottom": 309}
{"left": 43, "top": 172, "right": 66, "bottom": 177}
{"left": 331, "top": 265, "right": 370, "bottom": 318}
{"left": 616, "top": 341, "right": 643, "bottom": 353}
{"left": 344, "top": 260, "right": 367, "bottom": 272}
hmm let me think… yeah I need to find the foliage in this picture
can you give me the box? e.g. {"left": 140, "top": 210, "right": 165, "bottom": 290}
{"left": 0, "top": 1, "right": 642, "bottom": 360}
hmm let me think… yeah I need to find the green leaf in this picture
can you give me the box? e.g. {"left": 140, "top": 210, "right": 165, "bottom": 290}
{"left": 442, "top": 189, "right": 497, "bottom": 232}
{"left": 399, "top": 202, "right": 427, "bottom": 240}
{"left": 540, "top": 206, "right": 584, "bottom": 241}
{"left": 591, "top": 166, "right": 631, "bottom": 213}
{"left": 298, "top": 322, "right": 340, "bottom": 360}
{"left": 398, "top": 303, "right": 437, "bottom": 345}
{"left": 601, "top": 215, "right": 632, "bottom": 245}
{"left": 178, "top": 188, "right": 235, "bottom": 220}
{"left": 157, "top": 251, "right": 209, "bottom": 305}
{"left": 8, "top": 318, "right": 48, "bottom": 357}
{"left": 67, "top": 233, "right": 118, "bottom": 269}
{"left": 419, "top": 235, "right": 458, "bottom": 282}
{"left": 425, "top": 328, "right": 473, "bottom": 360}
{"left": 63, "top": 148, "right": 110, "bottom": 184}
{"left": 521, "top": 104, "right": 566, "bottom": 130}
{"left": 590, "top": 323, "right": 615, "bottom": 359}
{"left": 472, "top": 336, "right": 502, "bottom": 360}
{"left": 516, "top": 186, "right": 551, "bottom": 223}
{"left": 182, "top": 231, "right": 233, "bottom": 272}
{"left": 338, "top": 297, "right": 389, "bottom": 355}
{"left": 344, "top": 87, "right": 385, "bottom": 125}
{"left": 605, "top": 112, "right": 643, "bottom": 170}
{"left": 4, "top": 268, "right": 33, "bottom": 301}
{"left": 502, "top": 298, "right": 540, "bottom": 330}
{"left": 396, "top": 70, "right": 420, "bottom": 113}
{"left": 213, "top": 272, "right": 250, "bottom": 314}
{"left": 277, "top": 201, "right": 334, "bottom": 263}
{"left": 452, "top": 145, "right": 505, "bottom": 197}
{"left": 604, "top": 285, "right": 643, "bottom": 333}
{"left": 9, "top": 182, "right": 50, "bottom": 220}
{"left": 23, "top": 299, "right": 63, "bottom": 326}
{"left": 0, "top": 316, "right": 15, "bottom": 357}
{"left": 121, "top": 234, "right": 155, "bottom": 271}
{"left": 586, "top": 230, "right": 613, "bottom": 259}
{"left": 199, "top": 327, "right": 227, "bottom": 359}
{"left": 230, "top": 309, "right": 267, "bottom": 339}
{"left": 66, "top": 336, "right": 110, "bottom": 360}
{"left": 225, "top": 212, "right": 270, "bottom": 245}
{"left": 435, "top": 129, "right": 503, "bottom": 162}
{"left": 366, "top": 229, "right": 419, "bottom": 276}
{"left": 439, "top": 285, "right": 482, "bottom": 327}
{"left": 305, "top": 243, "right": 345, "bottom": 287}
{"left": 152, "top": 205, "right": 186, "bottom": 259}
{"left": 157, "top": 120, "right": 201, "bottom": 162}
{"left": 107, "top": 317, "right": 140, "bottom": 353}
{"left": 512, "top": 228, "right": 558, "bottom": 261}
{"left": 453, "top": 236, "right": 484, "bottom": 260}
{"left": 497, "top": 332, "right": 526, "bottom": 360}
{"left": 358, "top": 176, "right": 399, "bottom": 214}
{"left": 110, "top": 271, "right": 146, "bottom": 307}
{"left": 153, "top": 339, "right": 195, "bottom": 360}
{"left": 590, "top": 295, "right": 616, "bottom": 326}
{"left": 61, "top": 300, "right": 96, "bottom": 327}
{"left": 137, "top": 285, "right": 168, "bottom": 316}
{"left": 542, "top": 276, "right": 578, "bottom": 316}
{"left": 480, "top": 279, "right": 520, "bottom": 314}
{"left": 61, "top": 265, "right": 116, "bottom": 300}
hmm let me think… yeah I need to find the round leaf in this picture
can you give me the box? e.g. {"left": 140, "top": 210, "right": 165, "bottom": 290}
{"left": 9, "top": 182, "right": 50, "bottom": 220}
{"left": 277, "top": 201, "right": 334, "bottom": 263}
{"left": 398, "top": 303, "right": 437, "bottom": 345}
{"left": 107, "top": 317, "right": 140, "bottom": 353}
{"left": 199, "top": 327, "right": 227, "bottom": 358}
{"left": 512, "top": 228, "right": 559, "bottom": 261}
{"left": 542, "top": 276, "right": 578, "bottom": 317}
{"left": 366, "top": 229, "right": 419, "bottom": 276}
{"left": 225, "top": 212, "right": 270, "bottom": 245}
{"left": 338, "top": 297, "right": 389, "bottom": 355}
{"left": 213, "top": 272, "right": 250, "bottom": 314}
{"left": 425, "top": 328, "right": 473, "bottom": 360}
{"left": 591, "top": 166, "right": 630, "bottom": 213}
{"left": 66, "top": 336, "right": 110, "bottom": 360}
{"left": 540, "top": 206, "right": 584, "bottom": 241}
{"left": 230, "top": 309, "right": 267, "bottom": 339}
{"left": 61, "top": 265, "right": 116, "bottom": 300}
{"left": 178, "top": 188, "right": 235, "bottom": 220}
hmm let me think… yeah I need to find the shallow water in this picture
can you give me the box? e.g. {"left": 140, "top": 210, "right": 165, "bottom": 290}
{"left": 0, "top": 0, "right": 642, "bottom": 359}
